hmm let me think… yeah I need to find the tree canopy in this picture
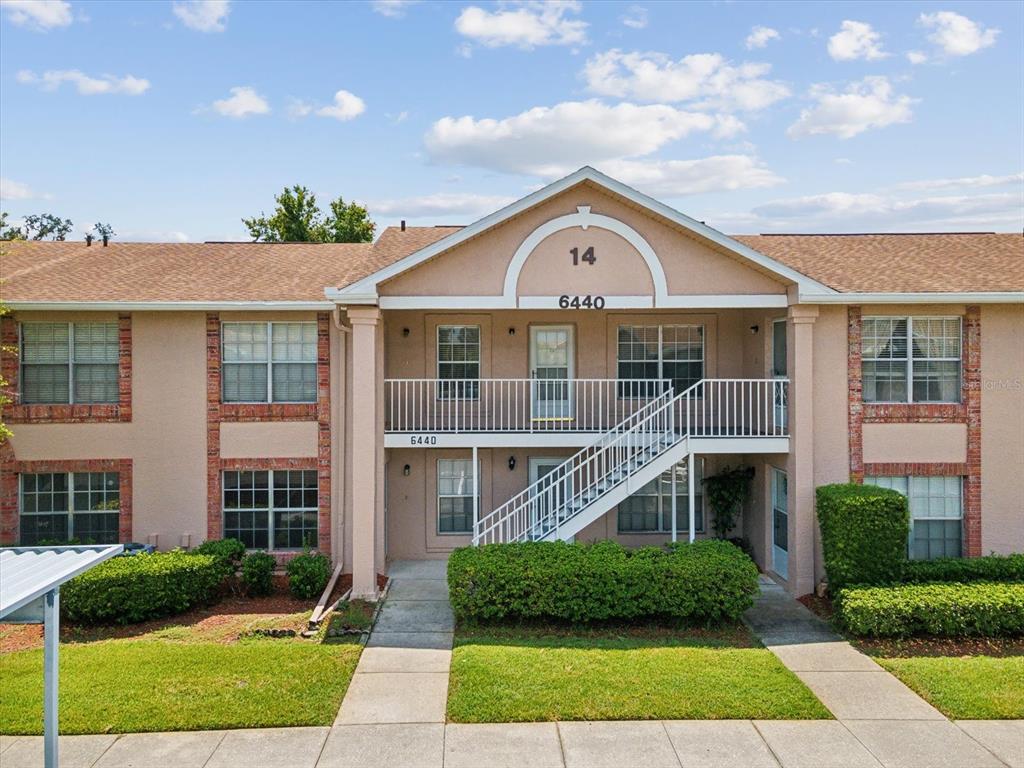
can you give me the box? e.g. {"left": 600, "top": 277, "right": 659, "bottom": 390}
{"left": 1, "top": 212, "right": 74, "bottom": 241}
{"left": 242, "top": 185, "right": 375, "bottom": 243}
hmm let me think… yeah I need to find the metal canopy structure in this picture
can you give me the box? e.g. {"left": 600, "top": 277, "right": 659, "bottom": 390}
{"left": 0, "top": 545, "right": 123, "bottom": 768}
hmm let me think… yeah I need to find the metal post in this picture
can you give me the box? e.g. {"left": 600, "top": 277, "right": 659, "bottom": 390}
{"left": 44, "top": 588, "right": 59, "bottom": 768}
{"left": 471, "top": 445, "right": 479, "bottom": 545}
{"left": 688, "top": 452, "right": 696, "bottom": 544}
{"left": 671, "top": 463, "right": 678, "bottom": 543}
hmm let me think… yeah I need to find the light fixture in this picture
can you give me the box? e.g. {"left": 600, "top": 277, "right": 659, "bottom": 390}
{"left": 508, "top": 456, "right": 517, "bottom": 471}
{"left": 403, "top": 464, "right": 411, "bottom": 476}
{"left": 749, "top": 325, "right": 760, "bottom": 335}
{"left": 508, "top": 327, "right": 516, "bottom": 336}
{"left": 402, "top": 327, "right": 410, "bottom": 337}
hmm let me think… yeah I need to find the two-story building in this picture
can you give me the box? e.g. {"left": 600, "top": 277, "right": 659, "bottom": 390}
{"left": 3, "top": 167, "right": 1022, "bottom": 599}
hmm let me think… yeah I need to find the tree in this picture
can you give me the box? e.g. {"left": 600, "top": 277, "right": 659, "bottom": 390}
{"left": 0, "top": 212, "right": 74, "bottom": 241}
{"left": 242, "top": 185, "right": 375, "bottom": 243}
{"left": 92, "top": 222, "right": 115, "bottom": 240}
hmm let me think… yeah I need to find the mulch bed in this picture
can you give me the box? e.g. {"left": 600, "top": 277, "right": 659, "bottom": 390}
{"left": 797, "top": 593, "right": 836, "bottom": 622}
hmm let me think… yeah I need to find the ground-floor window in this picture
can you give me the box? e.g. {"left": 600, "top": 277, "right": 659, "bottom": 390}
{"left": 19, "top": 471, "right": 120, "bottom": 545}
{"left": 864, "top": 475, "right": 963, "bottom": 560}
{"left": 437, "top": 459, "right": 478, "bottom": 534}
{"left": 617, "top": 460, "right": 704, "bottom": 533}
{"left": 222, "top": 469, "right": 319, "bottom": 550}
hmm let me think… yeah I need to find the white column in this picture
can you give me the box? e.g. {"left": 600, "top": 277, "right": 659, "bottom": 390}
{"left": 349, "top": 308, "right": 382, "bottom": 599}
{"left": 472, "top": 445, "right": 479, "bottom": 544}
{"left": 671, "top": 463, "right": 678, "bottom": 543}
{"left": 688, "top": 452, "right": 696, "bottom": 544}
{"left": 44, "top": 588, "right": 59, "bottom": 768}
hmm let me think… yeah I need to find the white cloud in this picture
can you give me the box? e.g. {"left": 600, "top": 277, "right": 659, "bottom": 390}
{"left": 210, "top": 86, "right": 270, "bottom": 118}
{"left": 16, "top": 69, "right": 150, "bottom": 95}
{"left": 0, "top": 177, "right": 39, "bottom": 200}
{"left": 621, "top": 5, "right": 647, "bottom": 30}
{"left": 455, "top": 0, "right": 587, "bottom": 50}
{"left": 287, "top": 99, "right": 313, "bottom": 119}
{"left": 788, "top": 76, "right": 914, "bottom": 140}
{"left": 0, "top": 0, "right": 71, "bottom": 30}
{"left": 919, "top": 11, "right": 998, "bottom": 57}
{"left": 424, "top": 100, "right": 729, "bottom": 177}
{"left": 371, "top": 192, "right": 517, "bottom": 218}
{"left": 595, "top": 156, "right": 785, "bottom": 196}
{"left": 906, "top": 50, "right": 928, "bottom": 65}
{"left": 173, "top": 0, "right": 230, "bottom": 32}
{"left": 745, "top": 26, "right": 779, "bottom": 49}
{"left": 582, "top": 50, "right": 789, "bottom": 112}
{"left": 834, "top": 157, "right": 853, "bottom": 165}
{"left": 371, "top": 0, "right": 419, "bottom": 17}
{"left": 827, "top": 20, "right": 887, "bottom": 61}
{"left": 894, "top": 172, "right": 1023, "bottom": 192}
{"left": 315, "top": 90, "right": 366, "bottom": 121}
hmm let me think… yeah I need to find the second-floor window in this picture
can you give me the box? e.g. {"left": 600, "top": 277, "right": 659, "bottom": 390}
{"left": 20, "top": 322, "right": 119, "bottom": 404}
{"left": 862, "top": 317, "right": 961, "bottom": 403}
{"left": 222, "top": 322, "right": 317, "bottom": 403}
{"left": 437, "top": 325, "right": 480, "bottom": 399}
{"left": 617, "top": 324, "right": 703, "bottom": 393}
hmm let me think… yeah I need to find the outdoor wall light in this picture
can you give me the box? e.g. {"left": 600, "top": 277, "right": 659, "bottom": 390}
{"left": 403, "top": 464, "right": 411, "bottom": 476}
{"left": 508, "top": 327, "right": 516, "bottom": 336}
{"left": 402, "top": 327, "right": 410, "bottom": 337}
{"left": 508, "top": 456, "right": 517, "bottom": 471}
{"left": 749, "top": 324, "right": 760, "bottom": 335}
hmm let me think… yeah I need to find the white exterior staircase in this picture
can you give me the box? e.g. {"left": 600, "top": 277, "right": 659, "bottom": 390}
{"left": 473, "top": 379, "right": 787, "bottom": 545}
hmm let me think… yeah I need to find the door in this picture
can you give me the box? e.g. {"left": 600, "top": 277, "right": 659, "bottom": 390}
{"left": 530, "top": 325, "right": 574, "bottom": 421}
{"left": 529, "top": 458, "right": 565, "bottom": 534}
{"left": 771, "top": 467, "right": 788, "bottom": 580}
{"left": 771, "top": 319, "right": 788, "bottom": 432}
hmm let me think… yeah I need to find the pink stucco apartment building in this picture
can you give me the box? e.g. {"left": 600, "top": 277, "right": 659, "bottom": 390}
{"left": 2, "top": 168, "right": 1022, "bottom": 599}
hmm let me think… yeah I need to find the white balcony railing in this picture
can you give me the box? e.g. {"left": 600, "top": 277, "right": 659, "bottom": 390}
{"left": 384, "top": 378, "right": 788, "bottom": 437}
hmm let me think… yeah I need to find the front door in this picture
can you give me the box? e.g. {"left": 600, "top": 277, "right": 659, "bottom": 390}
{"left": 529, "top": 458, "right": 565, "bottom": 535}
{"left": 530, "top": 325, "right": 574, "bottom": 421}
{"left": 771, "top": 467, "right": 788, "bottom": 580}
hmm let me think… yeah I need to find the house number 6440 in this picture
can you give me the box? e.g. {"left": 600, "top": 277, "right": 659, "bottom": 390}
{"left": 570, "top": 246, "right": 596, "bottom": 266}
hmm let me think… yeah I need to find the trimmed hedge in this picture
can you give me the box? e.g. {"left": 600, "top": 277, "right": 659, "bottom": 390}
{"left": 817, "top": 483, "right": 909, "bottom": 592}
{"left": 61, "top": 551, "right": 224, "bottom": 625}
{"left": 447, "top": 539, "right": 759, "bottom": 624}
{"left": 241, "top": 551, "right": 276, "bottom": 596}
{"left": 194, "top": 538, "right": 246, "bottom": 576}
{"left": 287, "top": 552, "right": 331, "bottom": 599}
{"left": 837, "top": 582, "right": 1024, "bottom": 637}
{"left": 903, "top": 554, "right": 1024, "bottom": 584}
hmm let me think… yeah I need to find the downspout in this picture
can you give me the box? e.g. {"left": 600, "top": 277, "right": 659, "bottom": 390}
{"left": 332, "top": 306, "right": 351, "bottom": 577}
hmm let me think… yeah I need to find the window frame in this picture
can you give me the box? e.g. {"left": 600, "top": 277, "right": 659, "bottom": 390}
{"left": 221, "top": 321, "right": 318, "bottom": 404}
{"left": 436, "top": 458, "right": 480, "bottom": 536}
{"left": 616, "top": 460, "right": 705, "bottom": 534}
{"left": 864, "top": 474, "right": 964, "bottom": 560}
{"left": 616, "top": 324, "right": 704, "bottom": 395}
{"left": 221, "top": 468, "right": 320, "bottom": 551}
{"left": 861, "top": 316, "right": 962, "bottom": 404}
{"left": 436, "top": 324, "right": 481, "bottom": 401}
{"left": 18, "top": 471, "right": 121, "bottom": 545}
{"left": 19, "top": 321, "right": 120, "bottom": 405}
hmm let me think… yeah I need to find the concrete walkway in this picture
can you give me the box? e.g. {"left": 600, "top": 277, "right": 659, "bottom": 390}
{"left": 335, "top": 560, "right": 453, "bottom": 727}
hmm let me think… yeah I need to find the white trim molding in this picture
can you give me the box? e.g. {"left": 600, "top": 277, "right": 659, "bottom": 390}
{"left": 7, "top": 301, "right": 335, "bottom": 311}
{"left": 374, "top": 294, "right": 788, "bottom": 310}
{"left": 799, "top": 292, "right": 1024, "bottom": 305}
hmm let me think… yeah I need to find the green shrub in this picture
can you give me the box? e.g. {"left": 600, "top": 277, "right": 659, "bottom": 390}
{"left": 817, "top": 483, "right": 909, "bottom": 592}
{"left": 447, "top": 539, "right": 758, "bottom": 624}
{"left": 287, "top": 552, "right": 331, "bottom": 599}
{"left": 194, "top": 538, "right": 246, "bottom": 575}
{"left": 837, "top": 582, "right": 1024, "bottom": 637}
{"left": 61, "top": 551, "right": 224, "bottom": 625}
{"left": 241, "top": 551, "right": 276, "bottom": 596}
{"left": 903, "top": 554, "right": 1024, "bottom": 584}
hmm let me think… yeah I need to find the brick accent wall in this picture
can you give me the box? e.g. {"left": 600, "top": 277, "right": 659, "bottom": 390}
{"left": 1, "top": 314, "right": 132, "bottom": 424}
{"left": 0, "top": 453, "right": 133, "bottom": 545}
{"left": 848, "top": 306, "right": 982, "bottom": 556}
{"left": 206, "top": 313, "right": 331, "bottom": 555}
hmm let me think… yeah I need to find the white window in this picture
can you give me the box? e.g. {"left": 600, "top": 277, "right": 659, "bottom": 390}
{"left": 865, "top": 475, "right": 963, "bottom": 560}
{"left": 222, "top": 322, "right": 317, "bottom": 403}
{"left": 862, "top": 317, "right": 961, "bottom": 403}
{"left": 19, "top": 472, "right": 120, "bottom": 545}
{"left": 437, "top": 325, "right": 480, "bottom": 399}
{"left": 437, "top": 459, "right": 478, "bottom": 534}
{"left": 618, "top": 461, "right": 704, "bottom": 533}
{"left": 617, "top": 324, "right": 703, "bottom": 393}
{"left": 20, "top": 322, "right": 119, "bottom": 404}
{"left": 222, "top": 469, "right": 319, "bottom": 550}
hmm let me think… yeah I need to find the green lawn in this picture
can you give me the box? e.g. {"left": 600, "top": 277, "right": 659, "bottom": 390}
{"left": 447, "top": 626, "right": 831, "bottom": 722}
{"left": 876, "top": 655, "right": 1024, "bottom": 719}
{"left": 0, "top": 636, "right": 361, "bottom": 735}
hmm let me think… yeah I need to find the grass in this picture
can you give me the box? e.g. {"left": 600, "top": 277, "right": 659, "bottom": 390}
{"left": 875, "top": 655, "right": 1024, "bottom": 719}
{"left": 0, "top": 608, "right": 362, "bottom": 735}
{"left": 447, "top": 624, "right": 831, "bottom": 722}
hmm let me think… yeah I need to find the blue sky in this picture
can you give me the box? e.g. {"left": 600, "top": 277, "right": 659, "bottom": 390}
{"left": 1, "top": 0, "right": 1021, "bottom": 241}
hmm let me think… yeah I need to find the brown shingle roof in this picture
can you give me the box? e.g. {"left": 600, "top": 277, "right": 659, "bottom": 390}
{"left": 2, "top": 229, "right": 1020, "bottom": 303}
{"left": 733, "top": 233, "right": 1023, "bottom": 293}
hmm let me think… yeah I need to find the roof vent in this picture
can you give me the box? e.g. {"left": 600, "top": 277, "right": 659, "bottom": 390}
{"left": 85, "top": 234, "right": 93, "bottom": 247}
{"left": 401, "top": 220, "right": 406, "bottom": 232}
{"left": 102, "top": 235, "right": 109, "bottom": 247}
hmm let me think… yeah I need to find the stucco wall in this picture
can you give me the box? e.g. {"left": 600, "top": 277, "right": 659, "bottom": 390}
{"left": 862, "top": 423, "right": 967, "bottom": 464}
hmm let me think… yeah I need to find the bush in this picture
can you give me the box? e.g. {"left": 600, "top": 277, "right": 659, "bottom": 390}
{"left": 903, "top": 554, "right": 1024, "bottom": 584}
{"left": 817, "top": 483, "right": 909, "bottom": 592}
{"left": 287, "top": 552, "right": 331, "bottom": 599}
{"left": 837, "top": 582, "right": 1024, "bottom": 637}
{"left": 62, "top": 551, "right": 224, "bottom": 625}
{"left": 241, "top": 552, "right": 276, "bottom": 596}
{"left": 447, "top": 539, "right": 758, "bottom": 624}
{"left": 194, "top": 538, "right": 246, "bottom": 575}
